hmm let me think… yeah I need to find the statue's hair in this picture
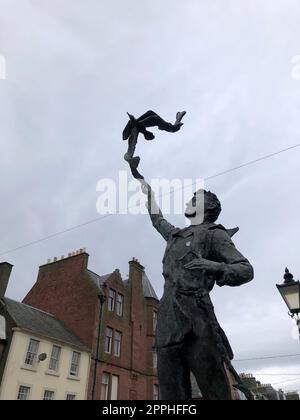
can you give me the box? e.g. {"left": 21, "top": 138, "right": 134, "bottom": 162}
{"left": 194, "top": 189, "right": 222, "bottom": 223}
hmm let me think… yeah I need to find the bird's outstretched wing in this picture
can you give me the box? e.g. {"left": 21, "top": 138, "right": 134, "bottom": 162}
{"left": 138, "top": 115, "right": 163, "bottom": 128}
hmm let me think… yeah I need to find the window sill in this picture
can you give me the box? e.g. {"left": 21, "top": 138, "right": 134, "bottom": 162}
{"left": 67, "top": 375, "right": 80, "bottom": 381}
{"left": 46, "top": 370, "right": 60, "bottom": 377}
{"left": 21, "top": 364, "right": 37, "bottom": 372}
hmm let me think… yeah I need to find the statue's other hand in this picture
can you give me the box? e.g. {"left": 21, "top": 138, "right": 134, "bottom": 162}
{"left": 184, "top": 258, "right": 222, "bottom": 274}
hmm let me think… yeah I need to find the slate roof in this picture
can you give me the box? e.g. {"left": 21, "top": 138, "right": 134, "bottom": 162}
{"left": 2, "top": 298, "right": 89, "bottom": 352}
{"left": 141, "top": 272, "right": 159, "bottom": 300}
{"left": 123, "top": 274, "right": 159, "bottom": 301}
{"left": 87, "top": 270, "right": 112, "bottom": 291}
{"left": 87, "top": 268, "right": 159, "bottom": 301}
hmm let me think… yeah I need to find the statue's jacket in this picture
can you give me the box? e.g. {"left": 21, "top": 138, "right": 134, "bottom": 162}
{"left": 151, "top": 213, "right": 254, "bottom": 361}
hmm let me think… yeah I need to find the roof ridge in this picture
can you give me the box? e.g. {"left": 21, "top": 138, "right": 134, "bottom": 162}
{"left": 3, "top": 298, "right": 89, "bottom": 351}
{"left": 87, "top": 269, "right": 113, "bottom": 279}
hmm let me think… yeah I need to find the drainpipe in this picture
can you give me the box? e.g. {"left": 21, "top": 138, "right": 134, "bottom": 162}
{"left": 92, "top": 291, "right": 106, "bottom": 400}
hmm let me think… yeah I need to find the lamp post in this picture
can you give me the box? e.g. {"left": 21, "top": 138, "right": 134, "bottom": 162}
{"left": 277, "top": 268, "right": 300, "bottom": 339}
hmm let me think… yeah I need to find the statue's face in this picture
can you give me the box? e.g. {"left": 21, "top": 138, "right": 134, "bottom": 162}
{"left": 185, "top": 190, "right": 221, "bottom": 223}
{"left": 185, "top": 193, "right": 205, "bottom": 220}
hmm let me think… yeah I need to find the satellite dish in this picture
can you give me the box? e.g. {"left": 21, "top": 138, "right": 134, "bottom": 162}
{"left": 38, "top": 353, "right": 47, "bottom": 362}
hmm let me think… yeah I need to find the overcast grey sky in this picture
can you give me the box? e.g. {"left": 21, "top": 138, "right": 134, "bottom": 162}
{"left": 1, "top": 0, "right": 300, "bottom": 393}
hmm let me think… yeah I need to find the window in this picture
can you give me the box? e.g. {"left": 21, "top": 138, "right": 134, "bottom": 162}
{"left": 108, "top": 289, "right": 116, "bottom": 312}
{"left": 153, "top": 311, "right": 158, "bottom": 332}
{"left": 114, "top": 331, "right": 122, "bottom": 357}
{"left": 154, "top": 384, "right": 159, "bottom": 400}
{"left": 24, "top": 339, "right": 39, "bottom": 366}
{"left": 43, "top": 390, "right": 55, "bottom": 400}
{"left": 111, "top": 375, "right": 119, "bottom": 400}
{"left": 116, "top": 293, "right": 124, "bottom": 316}
{"left": 70, "top": 351, "right": 81, "bottom": 377}
{"left": 105, "top": 327, "right": 113, "bottom": 354}
{"left": 100, "top": 373, "right": 119, "bottom": 400}
{"left": 48, "top": 345, "right": 61, "bottom": 372}
{"left": 101, "top": 373, "right": 110, "bottom": 400}
{"left": 0, "top": 315, "right": 6, "bottom": 340}
{"left": 17, "top": 386, "right": 31, "bottom": 400}
{"left": 153, "top": 352, "right": 157, "bottom": 369}
{"left": 66, "top": 394, "right": 76, "bottom": 401}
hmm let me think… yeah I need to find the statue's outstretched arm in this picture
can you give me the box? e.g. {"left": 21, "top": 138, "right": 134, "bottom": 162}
{"left": 140, "top": 179, "right": 175, "bottom": 242}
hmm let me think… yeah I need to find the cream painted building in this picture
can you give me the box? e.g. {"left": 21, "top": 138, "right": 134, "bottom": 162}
{"left": 0, "top": 298, "right": 91, "bottom": 400}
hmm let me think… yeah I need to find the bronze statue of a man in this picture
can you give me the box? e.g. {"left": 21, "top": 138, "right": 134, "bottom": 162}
{"left": 142, "top": 183, "right": 254, "bottom": 400}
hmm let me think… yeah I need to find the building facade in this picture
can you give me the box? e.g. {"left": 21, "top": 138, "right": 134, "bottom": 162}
{"left": 0, "top": 264, "right": 91, "bottom": 400}
{"left": 0, "top": 324, "right": 90, "bottom": 400}
{"left": 23, "top": 250, "right": 160, "bottom": 400}
{"left": 285, "top": 391, "right": 299, "bottom": 401}
{"left": 240, "top": 374, "right": 289, "bottom": 400}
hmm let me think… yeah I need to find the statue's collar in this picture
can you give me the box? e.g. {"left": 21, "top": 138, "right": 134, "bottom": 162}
{"left": 173, "top": 223, "right": 239, "bottom": 238}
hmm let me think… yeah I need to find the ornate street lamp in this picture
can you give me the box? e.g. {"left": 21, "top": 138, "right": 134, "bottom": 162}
{"left": 277, "top": 268, "right": 300, "bottom": 338}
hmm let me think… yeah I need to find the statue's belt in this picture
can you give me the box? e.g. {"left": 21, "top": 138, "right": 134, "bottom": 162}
{"left": 175, "top": 288, "right": 213, "bottom": 311}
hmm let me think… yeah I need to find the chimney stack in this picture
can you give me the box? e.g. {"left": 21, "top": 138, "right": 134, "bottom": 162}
{"left": 0, "top": 263, "right": 13, "bottom": 299}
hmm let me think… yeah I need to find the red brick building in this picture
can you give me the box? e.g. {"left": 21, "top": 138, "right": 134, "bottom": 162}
{"left": 23, "top": 250, "right": 159, "bottom": 400}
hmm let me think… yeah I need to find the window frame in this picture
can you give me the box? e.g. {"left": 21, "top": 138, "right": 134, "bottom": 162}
{"left": 66, "top": 393, "right": 77, "bottom": 401}
{"left": 153, "top": 384, "right": 159, "bottom": 400}
{"left": 48, "top": 345, "right": 62, "bottom": 372}
{"left": 114, "top": 331, "right": 122, "bottom": 358}
{"left": 110, "top": 374, "right": 119, "bottom": 400}
{"left": 17, "top": 385, "right": 31, "bottom": 401}
{"left": 116, "top": 293, "right": 124, "bottom": 317}
{"left": 153, "top": 311, "right": 158, "bottom": 333}
{"left": 105, "top": 327, "right": 113, "bottom": 354}
{"left": 101, "top": 372, "right": 110, "bottom": 400}
{"left": 108, "top": 289, "right": 116, "bottom": 312}
{"left": 24, "top": 338, "right": 40, "bottom": 367}
{"left": 153, "top": 351, "right": 157, "bottom": 370}
{"left": 43, "top": 389, "right": 55, "bottom": 401}
{"left": 69, "top": 351, "right": 81, "bottom": 377}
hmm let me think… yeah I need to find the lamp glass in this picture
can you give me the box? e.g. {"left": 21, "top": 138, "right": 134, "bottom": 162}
{"left": 278, "top": 283, "right": 300, "bottom": 313}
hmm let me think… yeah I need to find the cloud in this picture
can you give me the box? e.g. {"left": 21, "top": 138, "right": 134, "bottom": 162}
{"left": 1, "top": 0, "right": 300, "bottom": 391}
